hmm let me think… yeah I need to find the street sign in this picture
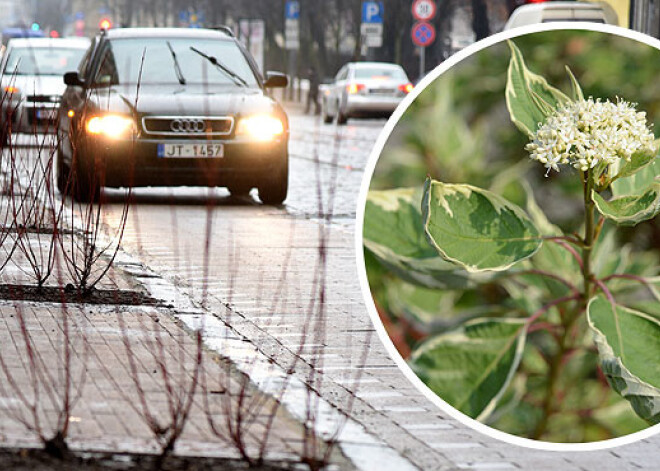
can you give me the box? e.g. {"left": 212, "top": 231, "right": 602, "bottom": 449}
{"left": 285, "top": 1, "right": 300, "bottom": 50}
{"left": 360, "top": 23, "right": 383, "bottom": 36}
{"left": 411, "top": 21, "right": 436, "bottom": 48}
{"left": 361, "top": 1, "right": 384, "bottom": 49}
{"left": 412, "top": 0, "right": 436, "bottom": 21}
{"left": 285, "top": 1, "right": 300, "bottom": 20}
{"left": 365, "top": 35, "right": 382, "bottom": 48}
{"left": 362, "top": 1, "right": 384, "bottom": 23}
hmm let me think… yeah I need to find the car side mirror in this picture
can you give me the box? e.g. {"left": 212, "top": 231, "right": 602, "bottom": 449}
{"left": 263, "top": 72, "right": 288, "bottom": 88}
{"left": 63, "top": 71, "right": 84, "bottom": 87}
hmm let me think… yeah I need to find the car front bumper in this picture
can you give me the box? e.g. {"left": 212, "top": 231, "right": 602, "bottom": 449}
{"left": 2, "top": 99, "right": 59, "bottom": 134}
{"left": 76, "top": 135, "right": 288, "bottom": 188}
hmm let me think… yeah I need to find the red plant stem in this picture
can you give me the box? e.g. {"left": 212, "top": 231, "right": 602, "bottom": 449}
{"left": 527, "top": 294, "right": 580, "bottom": 326}
{"left": 546, "top": 238, "right": 584, "bottom": 269}
{"left": 594, "top": 279, "right": 617, "bottom": 307}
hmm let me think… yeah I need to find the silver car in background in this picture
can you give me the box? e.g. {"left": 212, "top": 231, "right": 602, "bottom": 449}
{"left": 0, "top": 37, "right": 90, "bottom": 143}
{"left": 504, "top": 2, "right": 618, "bottom": 29}
{"left": 322, "top": 62, "right": 413, "bottom": 125}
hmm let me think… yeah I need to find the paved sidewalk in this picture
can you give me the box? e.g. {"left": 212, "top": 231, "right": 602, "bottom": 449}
{"left": 0, "top": 231, "right": 350, "bottom": 468}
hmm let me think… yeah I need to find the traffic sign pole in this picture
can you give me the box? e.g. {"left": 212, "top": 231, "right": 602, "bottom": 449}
{"left": 420, "top": 47, "right": 425, "bottom": 82}
{"left": 410, "top": 1, "right": 436, "bottom": 80}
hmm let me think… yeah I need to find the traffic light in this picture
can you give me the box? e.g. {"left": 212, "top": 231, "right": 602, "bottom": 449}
{"left": 31, "top": 22, "right": 40, "bottom": 31}
{"left": 99, "top": 18, "right": 112, "bottom": 30}
{"left": 49, "top": 30, "right": 59, "bottom": 38}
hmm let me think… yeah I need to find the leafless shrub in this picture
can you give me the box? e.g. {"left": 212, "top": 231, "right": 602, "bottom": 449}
{"left": 57, "top": 55, "right": 144, "bottom": 293}
{"left": 0, "top": 299, "right": 88, "bottom": 458}
{"left": 3, "top": 120, "right": 64, "bottom": 288}
{"left": 116, "top": 310, "right": 203, "bottom": 468}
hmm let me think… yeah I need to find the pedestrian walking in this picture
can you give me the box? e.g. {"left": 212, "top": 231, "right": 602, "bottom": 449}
{"left": 305, "top": 67, "right": 320, "bottom": 115}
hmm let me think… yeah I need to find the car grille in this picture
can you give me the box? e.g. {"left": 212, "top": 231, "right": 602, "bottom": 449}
{"left": 26, "top": 95, "right": 60, "bottom": 104}
{"left": 141, "top": 116, "right": 234, "bottom": 137}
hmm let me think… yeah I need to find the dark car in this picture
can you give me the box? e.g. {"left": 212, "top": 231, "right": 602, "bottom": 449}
{"left": 57, "top": 27, "right": 289, "bottom": 204}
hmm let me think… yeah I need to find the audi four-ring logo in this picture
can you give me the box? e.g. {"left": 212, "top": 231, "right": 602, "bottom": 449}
{"left": 170, "top": 118, "right": 205, "bottom": 132}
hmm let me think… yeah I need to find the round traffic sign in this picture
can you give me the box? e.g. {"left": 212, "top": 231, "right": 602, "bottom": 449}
{"left": 411, "top": 21, "right": 436, "bottom": 47}
{"left": 412, "top": 0, "right": 436, "bottom": 21}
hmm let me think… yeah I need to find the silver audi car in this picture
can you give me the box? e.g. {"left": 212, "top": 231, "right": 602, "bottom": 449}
{"left": 0, "top": 37, "right": 90, "bottom": 143}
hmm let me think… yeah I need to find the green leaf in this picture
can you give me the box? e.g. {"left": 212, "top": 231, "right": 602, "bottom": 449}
{"left": 505, "top": 41, "right": 571, "bottom": 137}
{"left": 364, "top": 188, "right": 490, "bottom": 288}
{"left": 565, "top": 66, "right": 584, "bottom": 102}
{"left": 386, "top": 280, "right": 503, "bottom": 331}
{"left": 613, "top": 147, "right": 658, "bottom": 181}
{"left": 422, "top": 179, "right": 542, "bottom": 272}
{"left": 410, "top": 318, "right": 528, "bottom": 421}
{"left": 611, "top": 158, "right": 659, "bottom": 197}
{"left": 592, "top": 183, "right": 660, "bottom": 226}
{"left": 587, "top": 296, "right": 660, "bottom": 425}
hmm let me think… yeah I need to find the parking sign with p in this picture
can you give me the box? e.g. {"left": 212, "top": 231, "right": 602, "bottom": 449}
{"left": 362, "top": 1, "right": 384, "bottom": 23}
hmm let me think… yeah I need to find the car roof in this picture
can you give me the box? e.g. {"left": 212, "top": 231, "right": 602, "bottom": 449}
{"left": 516, "top": 1, "right": 605, "bottom": 10}
{"left": 7, "top": 37, "right": 91, "bottom": 48}
{"left": 105, "top": 27, "right": 233, "bottom": 41}
{"left": 349, "top": 62, "right": 404, "bottom": 69}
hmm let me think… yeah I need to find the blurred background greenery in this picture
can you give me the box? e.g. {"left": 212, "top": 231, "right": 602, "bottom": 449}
{"left": 365, "top": 29, "right": 660, "bottom": 442}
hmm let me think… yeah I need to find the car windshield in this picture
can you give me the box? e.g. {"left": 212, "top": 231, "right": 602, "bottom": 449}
{"left": 4, "top": 47, "right": 86, "bottom": 75}
{"left": 353, "top": 67, "right": 407, "bottom": 80}
{"left": 94, "top": 37, "right": 259, "bottom": 87}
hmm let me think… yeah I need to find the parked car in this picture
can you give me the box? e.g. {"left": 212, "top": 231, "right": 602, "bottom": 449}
{"left": 0, "top": 37, "right": 90, "bottom": 142}
{"left": 321, "top": 62, "right": 413, "bottom": 125}
{"left": 504, "top": 1, "right": 618, "bottom": 29}
{"left": 57, "top": 27, "right": 289, "bottom": 204}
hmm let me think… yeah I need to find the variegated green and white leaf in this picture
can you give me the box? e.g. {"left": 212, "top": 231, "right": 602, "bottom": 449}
{"left": 387, "top": 280, "right": 503, "bottom": 331}
{"left": 364, "top": 188, "right": 491, "bottom": 288}
{"left": 587, "top": 296, "right": 660, "bottom": 425}
{"left": 422, "top": 179, "right": 542, "bottom": 272}
{"left": 565, "top": 65, "right": 584, "bottom": 102}
{"left": 410, "top": 318, "right": 528, "bottom": 421}
{"left": 612, "top": 157, "right": 659, "bottom": 197}
{"left": 612, "top": 146, "right": 658, "bottom": 182}
{"left": 505, "top": 41, "right": 571, "bottom": 137}
{"left": 592, "top": 182, "right": 660, "bottom": 226}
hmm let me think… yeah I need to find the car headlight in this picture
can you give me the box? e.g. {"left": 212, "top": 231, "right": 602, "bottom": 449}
{"left": 86, "top": 115, "right": 135, "bottom": 139}
{"left": 236, "top": 114, "right": 284, "bottom": 141}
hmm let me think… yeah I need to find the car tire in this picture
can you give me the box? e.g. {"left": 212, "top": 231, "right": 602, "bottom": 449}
{"left": 71, "top": 155, "right": 101, "bottom": 203}
{"left": 1, "top": 123, "right": 8, "bottom": 148}
{"left": 228, "top": 183, "right": 252, "bottom": 197}
{"left": 336, "top": 106, "right": 348, "bottom": 125}
{"left": 322, "top": 101, "right": 333, "bottom": 124}
{"left": 258, "top": 157, "right": 288, "bottom": 205}
{"left": 56, "top": 147, "right": 71, "bottom": 196}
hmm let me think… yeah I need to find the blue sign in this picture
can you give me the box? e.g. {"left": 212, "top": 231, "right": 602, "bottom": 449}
{"left": 362, "top": 1, "right": 384, "bottom": 23}
{"left": 285, "top": 1, "right": 300, "bottom": 20}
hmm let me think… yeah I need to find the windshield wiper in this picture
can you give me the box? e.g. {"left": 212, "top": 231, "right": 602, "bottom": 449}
{"left": 189, "top": 46, "right": 248, "bottom": 87}
{"left": 166, "top": 41, "right": 186, "bottom": 85}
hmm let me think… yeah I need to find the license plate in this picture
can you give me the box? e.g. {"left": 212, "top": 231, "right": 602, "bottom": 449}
{"left": 157, "top": 143, "right": 224, "bottom": 158}
{"left": 369, "top": 88, "right": 395, "bottom": 95}
{"left": 36, "top": 109, "right": 57, "bottom": 120}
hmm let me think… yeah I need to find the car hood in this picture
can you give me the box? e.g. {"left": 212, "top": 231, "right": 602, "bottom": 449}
{"left": 88, "top": 84, "right": 282, "bottom": 118}
{"left": 3, "top": 74, "right": 66, "bottom": 97}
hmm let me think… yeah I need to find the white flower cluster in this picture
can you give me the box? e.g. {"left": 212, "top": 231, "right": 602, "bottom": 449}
{"left": 525, "top": 98, "right": 656, "bottom": 173}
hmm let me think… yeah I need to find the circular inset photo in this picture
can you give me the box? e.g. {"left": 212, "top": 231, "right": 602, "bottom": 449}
{"left": 359, "top": 25, "right": 660, "bottom": 445}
